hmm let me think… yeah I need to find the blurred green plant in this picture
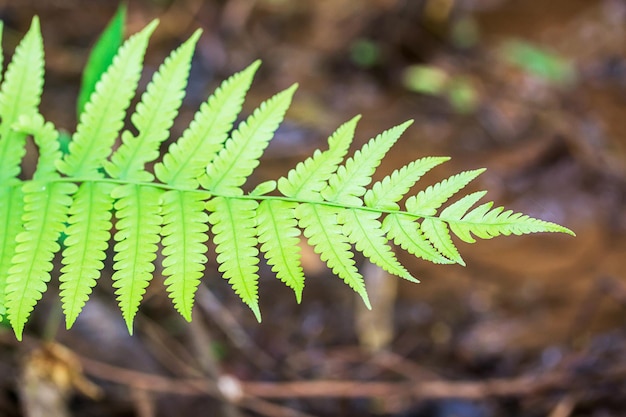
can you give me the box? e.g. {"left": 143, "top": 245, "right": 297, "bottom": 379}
{"left": 350, "top": 38, "right": 380, "bottom": 68}
{"left": 402, "top": 65, "right": 478, "bottom": 113}
{"left": 0, "top": 16, "right": 574, "bottom": 341}
{"left": 499, "top": 39, "right": 576, "bottom": 86}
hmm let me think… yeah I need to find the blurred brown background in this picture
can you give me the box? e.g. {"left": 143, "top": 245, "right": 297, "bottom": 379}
{"left": 1, "top": 1, "right": 625, "bottom": 416}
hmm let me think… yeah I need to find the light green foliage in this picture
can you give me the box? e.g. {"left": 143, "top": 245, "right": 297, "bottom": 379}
{"left": 0, "top": 18, "right": 574, "bottom": 340}
{"left": 77, "top": 4, "right": 126, "bottom": 116}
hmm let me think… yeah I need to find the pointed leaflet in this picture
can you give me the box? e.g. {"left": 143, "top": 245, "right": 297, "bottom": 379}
{"left": 105, "top": 30, "right": 201, "bottom": 181}
{"left": 406, "top": 169, "right": 485, "bottom": 216}
{"left": 420, "top": 218, "right": 464, "bottom": 265}
{"left": 0, "top": 186, "right": 23, "bottom": 319}
{"left": 383, "top": 214, "right": 453, "bottom": 264}
{"left": 448, "top": 201, "right": 575, "bottom": 241}
{"left": 111, "top": 185, "right": 162, "bottom": 334}
{"left": 321, "top": 121, "right": 412, "bottom": 206}
{"left": 200, "top": 84, "right": 297, "bottom": 195}
{"left": 256, "top": 200, "right": 304, "bottom": 302}
{"left": 60, "top": 182, "right": 114, "bottom": 329}
{"left": 296, "top": 203, "right": 371, "bottom": 308}
{"left": 57, "top": 21, "right": 158, "bottom": 177}
{"left": 440, "top": 191, "right": 488, "bottom": 243}
{"left": 155, "top": 61, "right": 260, "bottom": 188}
{"left": 364, "top": 156, "right": 450, "bottom": 210}
{"left": 161, "top": 190, "right": 210, "bottom": 321}
{"left": 339, "top": 208, "right": 416, "bottom": 282}
{"left": 0, "top": 17, "right": 44, "bottom": 184}
{"left": 4, "top": 114, "right": 74, "bottom": 336}
{"left": 207, "top": 197, "right": 261, "bottom": 321}
{"left": 278, "top": 116, "right": 360, "bottom": 199}
{"left": 5, "top": 181, "right": 76, "bottom": 340}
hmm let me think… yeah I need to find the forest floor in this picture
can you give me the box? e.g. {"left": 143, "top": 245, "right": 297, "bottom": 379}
{"left": 1, "top": 1, "right": 626, "bottom": 416}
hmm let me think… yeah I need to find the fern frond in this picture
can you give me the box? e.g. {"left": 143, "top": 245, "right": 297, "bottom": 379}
{"left": 201, "top": 84, "right": 297, "bottom": 194}
{"left": 57, "top": 21, "right": 158, "bottom": 177}
{"left": 207, "top": 197, "right": 261, "bottom": 321}
{"left": 321, "top": 121, "right": 412, "bottom": 206}
{"left": 0, "top": 19, "right": 575, "bottom": 336}
{"left": 155, "top": 61, "right": 260, "bottom": 188}
{"left": 364, "top": 156, "right": 450, "bottom": 210}
{"left": 104, "top": 30, "right": 200, "bottom": 181}
{"left": 59, "top": 182, "right": 114, "bottom": 329}
{"left": 111, "top": 184, "right": 162, "bottom": 334}
{"left": 5, "top": 182, "right": 76, "bottom": 340}
{"left": 256, "top": 200, "right": 304, "bottom": 302}
{"left": 296, "top": 203, "right": 370, "bottom": 308}
{"left": 0, "top": 17, "right": 44, "bottom": 183}
{"left": 161, "top": 190, "right": 210, "bottom": 321}
{"left": 278, "top": 116, "right": 360, "bottom": 199}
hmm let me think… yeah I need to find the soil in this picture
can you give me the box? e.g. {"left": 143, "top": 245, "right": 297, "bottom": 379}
{"left": 1, "top": 1, "right": 626, "bottom": 416}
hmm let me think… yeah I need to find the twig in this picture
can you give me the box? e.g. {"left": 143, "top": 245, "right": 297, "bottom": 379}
{"left": 78, "top": 355, "right": 316, "bottom": 417}
{"left": 241, "top": 372, "right": 567, "bottom": 399}
{"left": 79, "top": 352, "right": 566, "bottom": 400}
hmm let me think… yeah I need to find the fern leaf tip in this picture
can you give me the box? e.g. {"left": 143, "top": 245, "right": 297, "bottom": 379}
{"left": 251, "top": 304, "right": 262, "bottom": 322}
{"left": 190, "top": 28, "right": 203, "bottom": 41}
{"left": 125, "top": 320, "right": 134, "bottom": 335}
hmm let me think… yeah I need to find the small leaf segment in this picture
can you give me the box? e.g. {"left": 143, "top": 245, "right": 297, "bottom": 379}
{"left": 0, "top": 18, "right": 574, "bottom": 340}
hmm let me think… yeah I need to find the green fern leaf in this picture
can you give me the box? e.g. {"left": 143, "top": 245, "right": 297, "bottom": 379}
{"left": 420, "top": 217, "right": 464, "bottom": 265}
{"left": 78, "top": 4, "right": 126, "bottom": 116}
{"left": 60, "top": 182, "right": 115, "bottom": 328}
{"left": 256, "top": 200, "right": 304, "bottom": 302}
{"left": 278, "top": 116, "right": 360, "bottom": 199}
{"left": 0, "top": 17, "right": 44, "bottom": 183}
{"left": 296, "top": 203, "right": 371, "bottom": 308}
{"left": 447, "top": 201, "right": 575, "bottom": 241}
{"left": 440, "top": 191, "right": 488, "bottom": 243}
{"left": 340, "top": 208, "right": 416, "bottom": 282}
{"left": 13, "top": 114, "right": 61, "bottom": 180}
{"left": 207, "top": 197, "right": 261, "bottom": 321}
{"left": 161, "top": 190, "right": 210, "bottom": 321}
{"left": 155, "top": 61, "right": 260, "bottom": 188}
{"left": 364, "top": 156, "right": 450, "bottom": 210}
{"left": 201, "top": 84, "right": 297, "bottom": 194}
{"left": 111, "top": 184, "right": 162, "bottom": 334}
{"left": 5, "top": 181, "right": 76, "bottom": 340}
{"left": 0, "top": 185, "right": 24, "bottom": 319}
{"left": 321, "top": 121, "right": 412, "bottom": 205}
{"left": 406, "top": 169, "right": 486, "bottom": 216}
{"left": 250, "top": 180, "right": 277, "bottom": 196}
{"left": 104, "top": 30, "right": 200, "bottom": 181}
{"left": 383, "top": 213, "right": 454, "bottom": 264}
{"left": 57, "top": 21, "right": 158, "bottom": 177}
